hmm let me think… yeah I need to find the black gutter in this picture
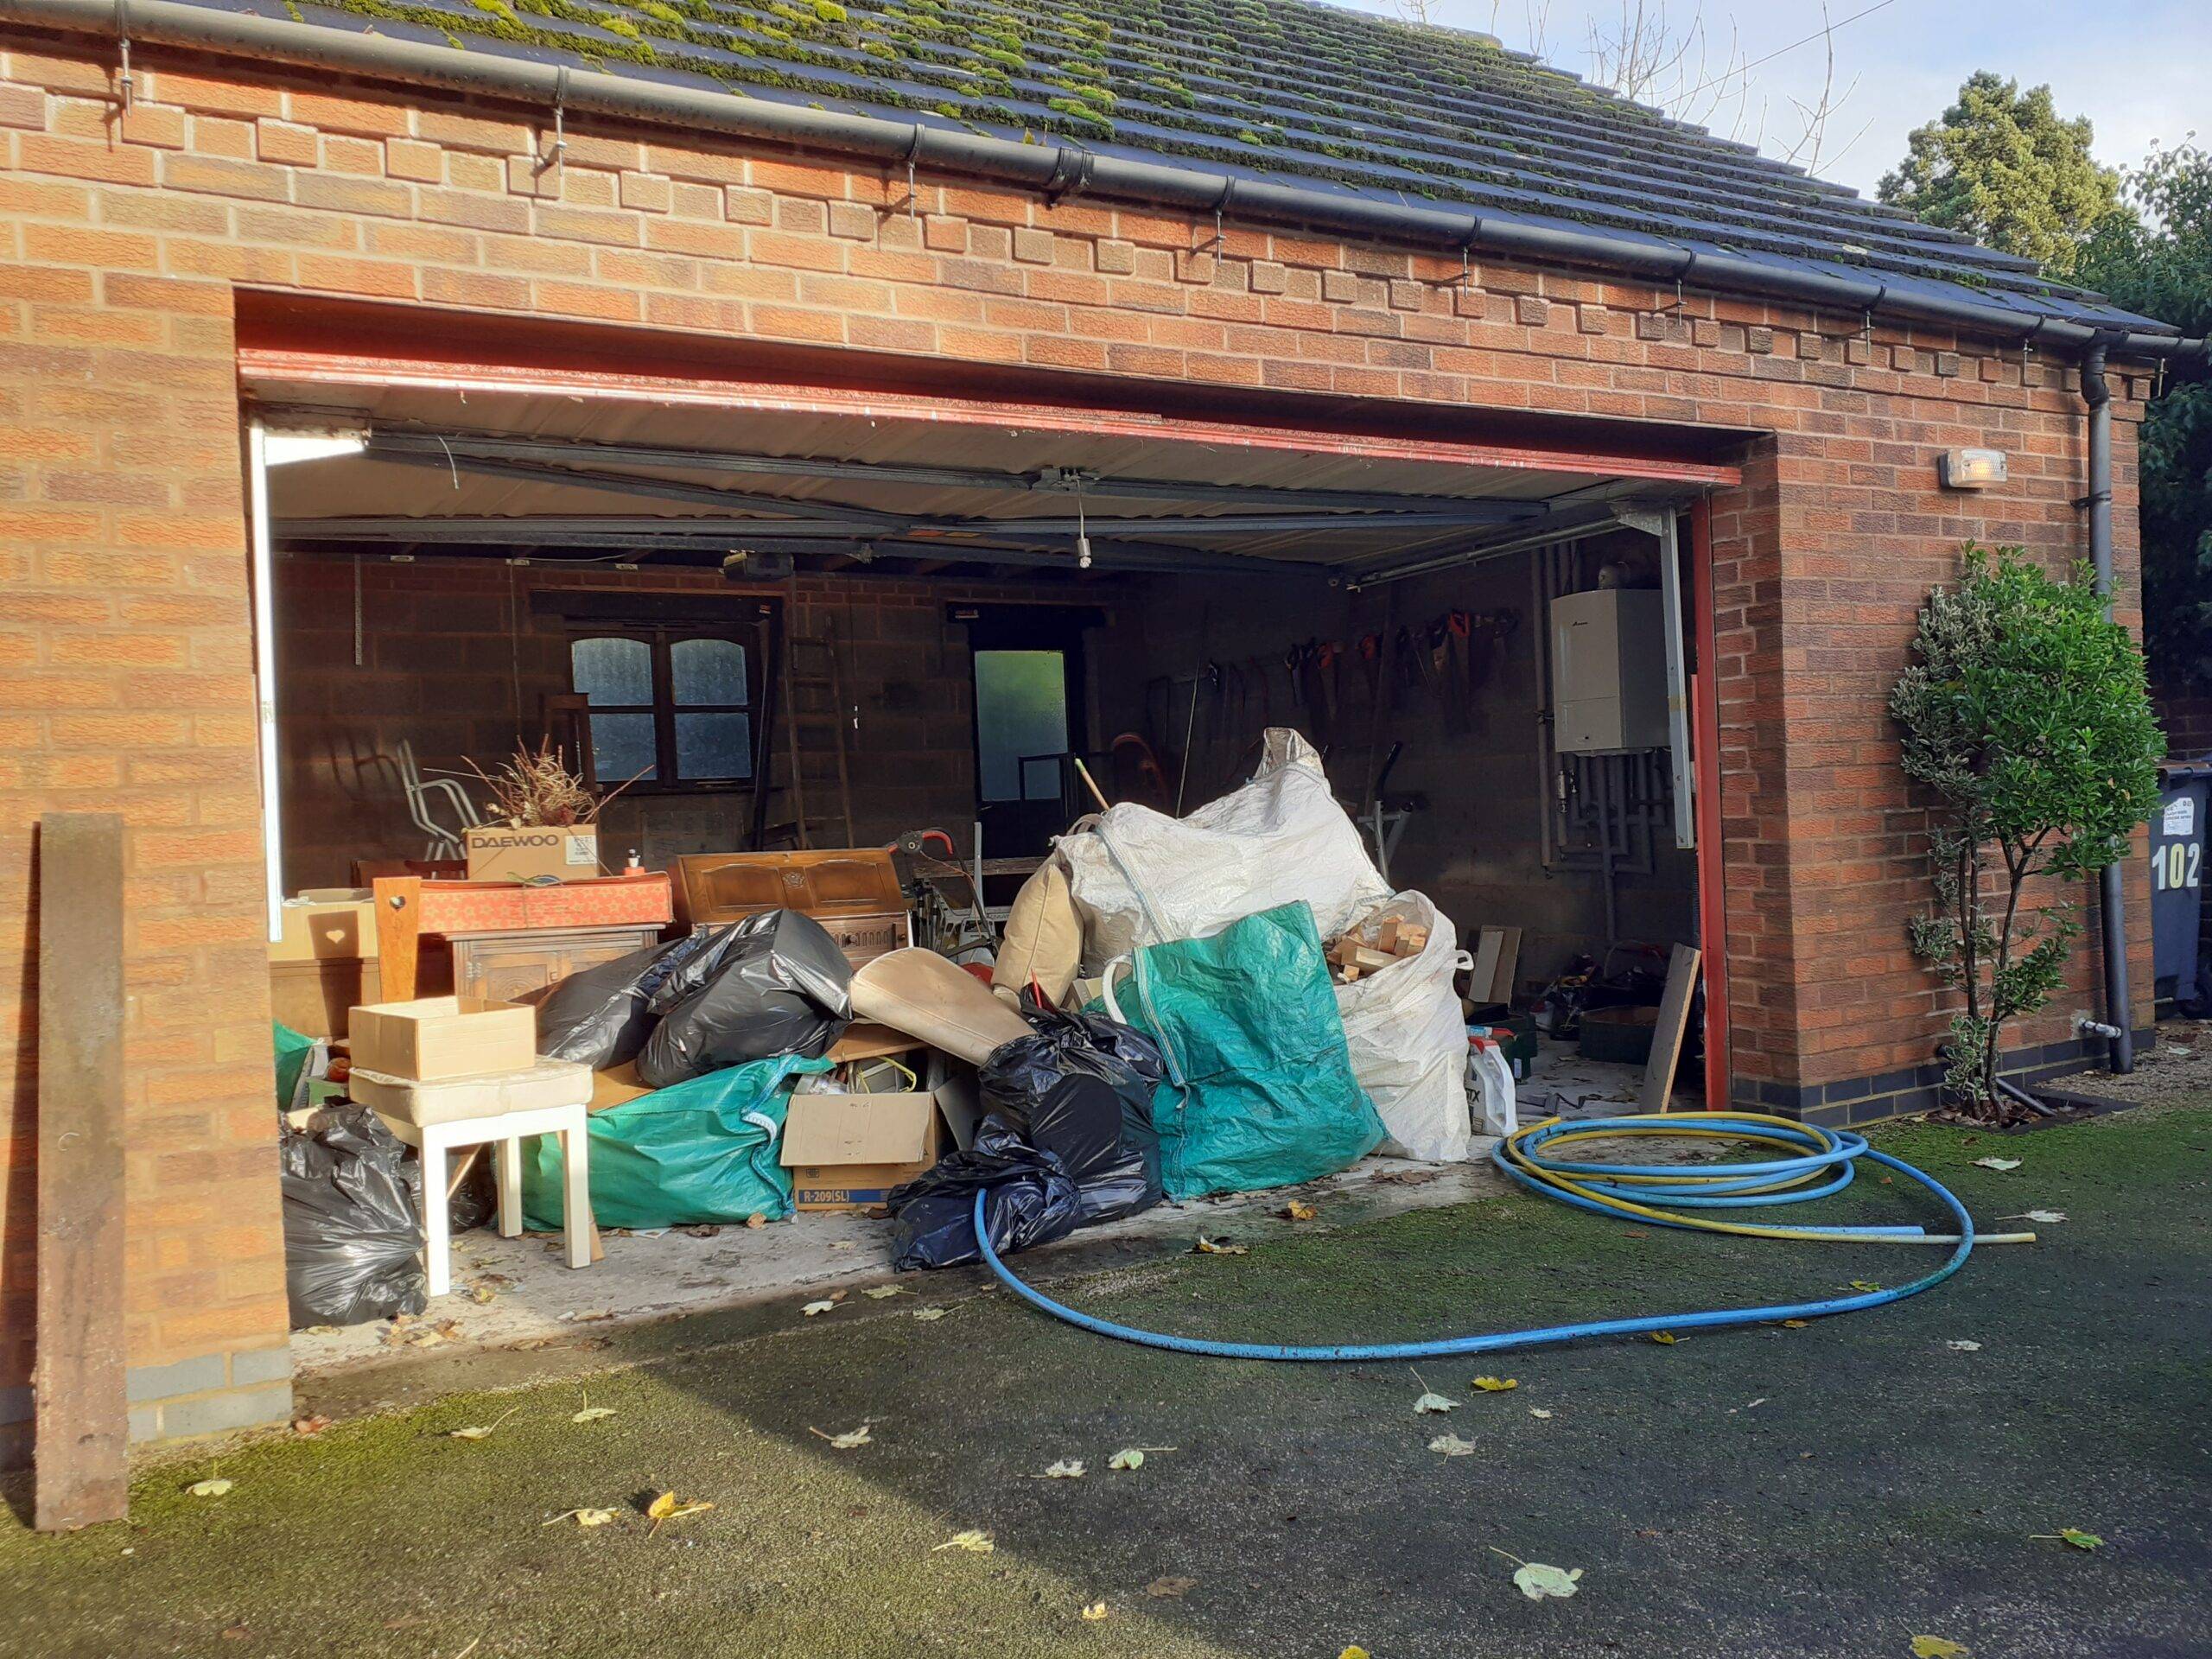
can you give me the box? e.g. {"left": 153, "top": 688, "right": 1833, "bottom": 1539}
{"left": 10, "top": 0, "right": 2209, "bottom": 369}
{"left": 2079, "top": 339, "right": 2135, "bottom": 1074}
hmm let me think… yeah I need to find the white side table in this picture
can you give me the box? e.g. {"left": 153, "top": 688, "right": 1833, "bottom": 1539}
{"left": 350, "top": 1061, "right": 595, "bottom": 1299}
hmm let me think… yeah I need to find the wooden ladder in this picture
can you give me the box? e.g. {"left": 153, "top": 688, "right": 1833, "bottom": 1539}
{"left": 777, "top": 620, "right": 856, "bottom": 849}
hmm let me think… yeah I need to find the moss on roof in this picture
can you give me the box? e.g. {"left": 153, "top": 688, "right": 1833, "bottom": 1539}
{"left": 269, "top": 0, "right": 2118, "bottom": 311}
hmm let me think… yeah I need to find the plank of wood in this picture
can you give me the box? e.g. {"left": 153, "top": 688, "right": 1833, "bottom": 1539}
{"left": 1639, "top": 943, "right": 1702, "bottom": 1114}
{"left": 1465, "top": 926, "right": 1503, "bottom": 1012}
{"left": 372, "top": 875, "right": 423, "bottom": 1006}
{"left": 34, "top": 812, "right": 129, "bottom": 1531}
{"left": 1485, "top": 925, "right": 1522, "bottom": 1004}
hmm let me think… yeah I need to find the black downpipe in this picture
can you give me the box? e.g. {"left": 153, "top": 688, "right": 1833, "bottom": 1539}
{"left": 2079, "top": 340, "right": 2135, "bottom": 1073}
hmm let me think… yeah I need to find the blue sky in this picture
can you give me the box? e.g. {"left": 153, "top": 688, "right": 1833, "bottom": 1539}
{"left": 1340, "top": 0, "right": 2209, "bottom": 196}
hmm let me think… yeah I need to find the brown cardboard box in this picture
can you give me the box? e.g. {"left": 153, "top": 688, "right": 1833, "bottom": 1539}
{"left": 347, "top": 995, "right": 536, "bottom": 1081}
{"left": 268, "top": 890, "right": 378, "bottom": 963}
{"left": 588, "top": 1060, "right": 656, "bottom": 1113}
{"left": 463, "top": 823, "right": 602, "bottom": 883}
{"left": 781, "top": 1075, "right": 950, "bottom": 1211}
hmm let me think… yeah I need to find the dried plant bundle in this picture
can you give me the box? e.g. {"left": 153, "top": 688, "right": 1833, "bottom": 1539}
{"left": 467, "top": 739, "right": 607, "bottom": 828}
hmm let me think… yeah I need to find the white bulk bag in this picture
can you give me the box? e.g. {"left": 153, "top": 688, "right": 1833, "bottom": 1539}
{"left": 1334, "top": 893, "right": 1475, "bottom": 1163}
{"left": 1058, "top": 728, "right": 1392, "bottom": 967}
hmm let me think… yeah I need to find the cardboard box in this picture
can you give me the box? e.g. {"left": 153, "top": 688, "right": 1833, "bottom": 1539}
{"left": 781, "top": 1074, "right": 952, "bottom": 1211}
{"left": 268, "top": 890, "right": 378, "bottom": 963}
{"left": 464, "top": 823, "right": 601, "bottom": 883}
{"left": 588, "top": 1060, "right": 656, "bottom": 1113}
{"left": 346, "top": 995, "right": 536, "bottom": 1081}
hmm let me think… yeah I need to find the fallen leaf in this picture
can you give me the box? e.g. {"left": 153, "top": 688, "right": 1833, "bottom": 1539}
{"left": 1340, "top": 1649, "right": 1371, "bottom": 1659}
{"left": 830, "top": 1241, "right": 858, "bottom": 1251}
{"left": 304, "top": 1325, "right": 340, "bottom": 1337}
{"left": 1782, "top": 1319, "right": 1810, "bottom": 1329}
{"left": 469, "top": 1286, "right": 496, "bottom": 1305}
{"left": 291, "top": 1414, "right": 332, "bottom": 1437}
{"left": 1849, "top": 1281, "right": 1884, "bottom": 1293}
{"left": 1144, "top": 1576, "right": 1196, "bottom": 1599}
{"left": 645, "top": 1492, "right": 714, "bottom": 1535}
{"left": 1512, "top": 1561, "right": 1584, "bottom": 1600}
{"left": 1649, "top": 1332, "right": 1678, "bottom": 1345}
{"left": 2030, "top": 1527, "right": 2105, "bottom": 1551}
{"left": 571, "top": 1407, "right": 617, "bottom": 1423}
{"left": 934, "top": 1529, "right": 995, "bottom": 1554}
{"left": 1529, "top": 1408, "right": 1554, "bottom": 1420}
{"left": 1947, "top": 1340, "right": 1983, "bottom": 1352}
{"left": 802, "top": 1300, "right": 839, "bottom": 1318}
{"left": 543, "top": 1508, "right": 618, "bottom": 1529}
{"left": 1471, "top": 1376, "right": 1518, "bottom": 1393}
{"left": 1193, "top": 1235, "right": 1248, "bottom": 1255}
{"left": 745, "top": 1214, "right": 766, "bottom": 1230}
{"left": 1910, "top": 1638, "right": 1969, "bottom": 1658}
{"left": 912, "top": 1306, "right": 948, "bottom": 1322}
{"left": 1428, "top": 1433, "right": 1477, "bottom": 1457}
{"left": 863, "top": 1285, "right": 906, "bottom": 1300}
{"left": 1414, "top": 1391, "right": 1461, "bottom": 1414}
{"left": 1281, "top": 1199, "right": 1317, "bottom": 1221}
{"left": 220, "top": 1624, "right": 249, "bottom": 1640}
{"left": 186, "top": 1478, "right": 233, "bottom": 1498}
{"left": 2020, "top": 1210, "right": 2066, "bottom": 1224}
{"left": 1974, "top": 1156, "right": 2022, "bottom": 1172}
{"left": 446, "top": 1402, "right": 522, "bottom": 1440}
{"left": 1027, "top": 1459, "right": 1085, "bottom": 1479}
{"left": 1108, "top": 1450, "right": 1146, "bottom": 1471}
{"left": 810, "top": 1425, "right": 873, "bottom": 1450}
{"left": 1080, "top": 1601, "right": 1109, "bottom": 1622}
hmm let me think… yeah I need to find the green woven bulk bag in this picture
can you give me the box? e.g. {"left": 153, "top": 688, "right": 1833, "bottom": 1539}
{"left": 1102, "top": 902, "right": 1383, "bottom": 1199}
{"left": 521, "top": 1054, "right": 830, "bottom": 1231}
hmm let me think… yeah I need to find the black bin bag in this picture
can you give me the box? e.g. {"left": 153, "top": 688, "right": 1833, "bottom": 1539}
{"left": 887, "top": 1116, "right": 1081, "bottom": 1271}
{"left": 637, "top": 909, "right": 853, "bottom": 1087}
{"left": 979, "top": 1004, "right": 1165, "bottom": 1227}
{"left": 279, "top": 1106, "right": 428, "bottom": 1327}
{"left": 526, "top": 931, "right": 721, "bottom": 1070}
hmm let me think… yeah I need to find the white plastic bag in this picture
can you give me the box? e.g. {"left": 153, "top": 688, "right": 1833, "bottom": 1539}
{"left": 1334, "top": 894, "right": 1475, "bottom": 1163}
{"left": 1058, "top": 729, "right": 1391, "bottom": 967}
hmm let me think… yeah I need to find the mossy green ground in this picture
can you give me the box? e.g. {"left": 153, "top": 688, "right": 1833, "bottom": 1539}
{"left": 5, "top": 1107, "right": 2208, "bottom": 1657}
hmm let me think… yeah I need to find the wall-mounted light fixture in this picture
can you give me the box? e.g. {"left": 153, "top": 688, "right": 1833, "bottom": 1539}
{"left": 1937, "top": 448, "right": 2008, "bottom": 490}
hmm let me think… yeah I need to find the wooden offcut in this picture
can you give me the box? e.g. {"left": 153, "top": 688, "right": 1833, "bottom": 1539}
{"left": 33, "top": 812, "right": 129, "bottom": 1531}
{"left": 1639, "top": 943, "right": 1702, "bottom": 1114}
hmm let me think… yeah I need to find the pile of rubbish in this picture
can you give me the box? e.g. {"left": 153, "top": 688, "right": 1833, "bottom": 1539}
{"left": 279, "top": 726, "right": 1485, "bottom": 1325}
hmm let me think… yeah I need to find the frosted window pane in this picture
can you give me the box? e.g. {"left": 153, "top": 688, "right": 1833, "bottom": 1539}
{"left": 588, "top": 712, "right": 658, "bottom": 784}
{"left": 671, "top": 638, "right": 747, "bottom": 707}
{"left": 572, "top": 636, "right": 652, "bottom": 707}
{"left": 675, "top": 712, "right": 751, "bottom": 780}
{"left": 974, "top": 651, "right": 1068, "bottom": 803}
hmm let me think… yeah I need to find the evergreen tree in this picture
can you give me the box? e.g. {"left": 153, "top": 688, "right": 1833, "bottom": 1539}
{"left": 1878, "top": 72, "right": 2125, "bottom": 276}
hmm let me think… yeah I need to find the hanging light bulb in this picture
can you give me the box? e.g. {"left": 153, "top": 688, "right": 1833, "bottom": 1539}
{"left": 1076, "top": 476, "right": 1092, "bottom": 569}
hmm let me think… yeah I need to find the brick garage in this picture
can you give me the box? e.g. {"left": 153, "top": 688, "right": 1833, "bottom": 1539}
{"left": 0, "top": 0, "right": 2187, "bottom": 1456}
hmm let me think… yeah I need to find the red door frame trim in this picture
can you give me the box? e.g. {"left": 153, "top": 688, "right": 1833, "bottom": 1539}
{"left": 237, "top": 347, "right": 1743, "bottom": 490}
{"left": 1687, "top": 497, "right": 1732, "bottom": 1110}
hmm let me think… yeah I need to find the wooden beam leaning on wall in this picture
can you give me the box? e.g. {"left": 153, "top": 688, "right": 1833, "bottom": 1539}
{"left": 34, "top": 813, "right": 129, "bottom": 1531}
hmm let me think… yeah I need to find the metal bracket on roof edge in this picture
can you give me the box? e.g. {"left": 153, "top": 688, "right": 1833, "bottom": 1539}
{"left": 892, "top": 128, "right": 925, "bottom": 219}
{"left": 113, "top": 0, "right": 132, "bottom": 111}
{"left": 1444, "top": 227, "right": 1481, "bottom": 289}
{"left": 536, "top": 67, "right": 569, "bottom": 193}
{"left": 1191, "top": 179, "right": 1236, "bottom": 254}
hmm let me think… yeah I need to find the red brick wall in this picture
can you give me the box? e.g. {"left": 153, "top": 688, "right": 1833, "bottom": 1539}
{"left": 2158, "top": 691, "right": 2212, "bottom": 760}
{"left": 0, "top": 29, "right": 2158, "bottom": 1440}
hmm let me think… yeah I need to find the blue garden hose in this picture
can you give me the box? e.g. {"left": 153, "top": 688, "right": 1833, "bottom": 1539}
{"left": 976, "top": 1111, "right": 2018, "bottom": 1362}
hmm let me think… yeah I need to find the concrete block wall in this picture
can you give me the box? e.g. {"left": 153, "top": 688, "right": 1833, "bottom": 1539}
{"left": 0, "top": 27, "right": 2158, "bottom": 1446}
{"left": 273, "top": 556, "right": 1106, "bottom": 887}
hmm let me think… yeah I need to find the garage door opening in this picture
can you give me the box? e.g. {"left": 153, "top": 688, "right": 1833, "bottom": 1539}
{"left": 239, "top": 318, "right": 1742, "bottom": 1378}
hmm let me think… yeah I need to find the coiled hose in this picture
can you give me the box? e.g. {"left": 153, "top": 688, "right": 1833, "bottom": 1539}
{"left": 976, "top": 1111, "right": 2031, "bottom": 1362}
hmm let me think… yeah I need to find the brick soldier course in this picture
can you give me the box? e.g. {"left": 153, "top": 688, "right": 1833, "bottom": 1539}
{"left": 0, "top": 14, "right": 2174, "bottom": 1452}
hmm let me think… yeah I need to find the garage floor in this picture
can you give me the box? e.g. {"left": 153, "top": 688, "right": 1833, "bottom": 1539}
{"left": 290, "top": 1041, "right": 1659, "bottom": 1385}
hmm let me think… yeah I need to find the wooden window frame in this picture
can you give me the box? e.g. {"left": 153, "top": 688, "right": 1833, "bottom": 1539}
{"left": 568, "top": 623, "right": 760, "bottom": 795}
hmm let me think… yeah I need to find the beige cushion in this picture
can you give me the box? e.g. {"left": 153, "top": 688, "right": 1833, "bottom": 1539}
{"left": 348, "top": 1058, "right": 592, "bottom": 1126}
{"left": 990, "top": 859, "right": 1082, "bottom": 1010}
{"left": 849, "top": 948, "right": 1033, "bottom": 1065}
